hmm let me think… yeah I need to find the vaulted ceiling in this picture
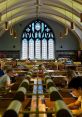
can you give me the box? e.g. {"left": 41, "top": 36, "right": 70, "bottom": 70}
{"left": 0, "top": 0, "right": 82, "bottom": 47}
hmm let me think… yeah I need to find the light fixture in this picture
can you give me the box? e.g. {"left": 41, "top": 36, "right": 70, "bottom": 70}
{"left": 36, "top": 5, "right": 39, "bottom": 19}
{"left": 0, "top": 13, "right": 2, "bottom": 21}
{"left": 80, "top": 13, "right": 82, "bottom": 22}
{"left": 64, "top": 27, "right": 68, "bottom": 36}
{"left": 71, "top": 21, "right": 74, "bottom": 30}
{"left": 70, "top": 0, "right": 75, "bottom": 30}
{"left": 35, "top": 0, "right": 42, "bottom": 19}
{"left": 10, "top": 12, "right": 13, "bottom": 36}
{"left": 5, "top": 0, "right": 9, "bottom": 31}
{"left": 60, "top": 32, "right": 63, "bottom": 39}
{"left": 10, "top": 27, "right": 13, "bottom": 36}
{"left": 64, "top": 9, "right": 68, "bottom": 36}
{"left": 5, "top": 21, "right": 8, "bottom": 30}
{"left": 12, "top": 12, "right": 17, "bottom": 38}
{"left": 13, "top": 30, "right": 17, "bottom": 38}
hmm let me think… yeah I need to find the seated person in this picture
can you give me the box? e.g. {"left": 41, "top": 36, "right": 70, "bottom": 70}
{"left": 8, "top": 69, "right": 16, "bottom": 83}
{"left": 68, "top": 76, "right": 82, "bottom": 116}
{"left": 38, "top": 64, "right": 44, "bottom": 77}
{"left": 11, "top": 59, "right": 18, "bottom": 68}
{"left": 0, "top": 63, "right": 4, "bottom": 77}
{"left": 0, "top": 68, "right": 15, "bottom": 91}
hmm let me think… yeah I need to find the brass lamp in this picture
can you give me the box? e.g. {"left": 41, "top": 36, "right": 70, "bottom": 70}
{"left": 5, "top": 21, "right": 8, "bottom": 30}
{"left": 80, "top": 13, "right": 82, "bottom": 22}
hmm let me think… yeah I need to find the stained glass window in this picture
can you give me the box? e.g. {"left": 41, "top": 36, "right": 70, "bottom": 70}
{"left": 21, "top": 20, "right": 55, "bottom": 60}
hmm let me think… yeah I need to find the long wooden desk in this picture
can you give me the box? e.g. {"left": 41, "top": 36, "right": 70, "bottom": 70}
{"left": 30, "top": 78, "right": 47, "bottom": 117}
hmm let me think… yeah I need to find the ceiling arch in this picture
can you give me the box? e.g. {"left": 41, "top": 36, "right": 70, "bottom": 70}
{"left": 0, "top": 0, "right": 82, "bottom": 48}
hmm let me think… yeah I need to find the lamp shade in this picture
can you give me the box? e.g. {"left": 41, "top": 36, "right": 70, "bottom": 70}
{"left": 10, "top": 27, "right": 13, "bottom": 36}
{"left": 64, "top": 27, "right": 68, "bottom": 36}
{"left": 80, "top": 13, "right": 82, "bottom": 22}
{"left": 5, "top": 21, "right": 8, "bottom": 30}
{"left": 0, "top": 13, "right": 2, "bottom": 21}
{"left": 70, "top": 21, "right": 75, "bottom": 30}
{"left": 13, "top": 30, "right": 17, "bottom": 38}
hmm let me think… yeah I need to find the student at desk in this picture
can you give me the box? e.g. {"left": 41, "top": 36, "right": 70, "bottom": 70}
{"left": 0, "top": 63, "right": 4, "bottom": 77}
{"left": 38, "top": 64, "right": 44, "bottom": 77}
{"left": 68, "top": 76, "right": 82, "bottom": 116}
{"left": 0, "top": 68, "right": 15, "bottom": 91}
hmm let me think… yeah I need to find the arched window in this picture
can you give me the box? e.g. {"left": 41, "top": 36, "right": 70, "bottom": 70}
{"left": 21, "top": 20, "right": 55, "bottom": 60}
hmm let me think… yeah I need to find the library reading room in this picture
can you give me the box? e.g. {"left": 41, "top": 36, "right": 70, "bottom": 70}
{"left": 0, "top": 0, "right": 82, "bottom": 117}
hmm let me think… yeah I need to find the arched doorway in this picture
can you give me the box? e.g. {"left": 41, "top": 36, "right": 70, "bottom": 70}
{"left": 21, "top": 19, "right": 55, "bottom": 60}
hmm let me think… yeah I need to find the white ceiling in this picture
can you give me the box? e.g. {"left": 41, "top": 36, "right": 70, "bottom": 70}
{"left": 0, "top": 0, "right": 82, "bottom": 44}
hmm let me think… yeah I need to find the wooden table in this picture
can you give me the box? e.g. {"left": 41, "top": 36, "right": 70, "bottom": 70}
{"left": 30, "top": 78, "right": 47, "bottom": 117}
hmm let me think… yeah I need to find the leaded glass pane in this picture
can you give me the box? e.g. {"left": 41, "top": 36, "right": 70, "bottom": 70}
{"left": 35, "top": 22, "right": 41, "bottom": 31}
{"left": 35, "top": 39, "right": 41, "bottom": 59}
{"left": 48, "top": 39, "right": 54, "bottom": 59}
{"left": 42, "top": 39, "right": 47, "bottom": 60}
{"left": 22, "top": 39, "right": 28, "bottom": 59}
{"left": 29, "top": 39, "right": 34, "bottom": 59}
